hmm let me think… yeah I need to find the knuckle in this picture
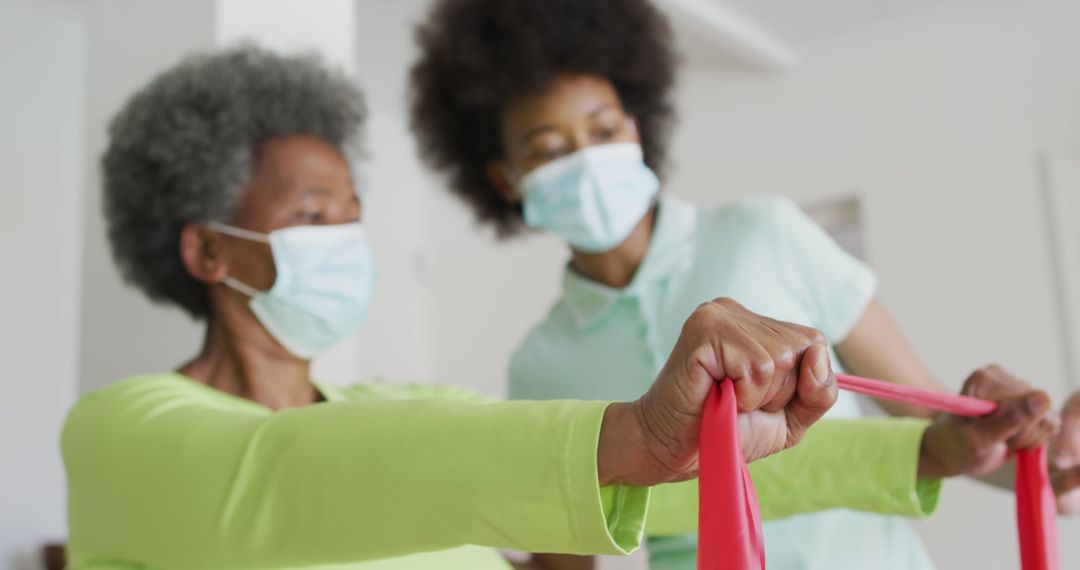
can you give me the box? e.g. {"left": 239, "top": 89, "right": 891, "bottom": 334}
{"left": 964, "top": 371, "right": 994, "bottom": 396}
{"left": 685, "top": 304, "right": 717, "bottom": 331}
{"left": 961, "top": 376, "right": 978, "bottom": 395}
{"left": 735, "top": 362, "right": 756, "bottom": 385}
{"left": 1004, "top": 402, "right": 1028, "bottom": 422}
{"left": 750, "top": 357, "right": 776, "bottom": 380}
{"left": 772, "top": 347, "right": 797, "bottom": 372}
{"left": 712, "top": 297, "right": 741, "bottom": 310}
{"left": 804, "top": 326, "right": 827, "bottom": 346}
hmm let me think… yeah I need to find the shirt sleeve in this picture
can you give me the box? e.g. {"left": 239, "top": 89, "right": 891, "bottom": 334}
{"left": 62, "top": 378, "right": 649, "bottom": 568}
{"left": 769, "top": 197, "right": 877, "bottom": 342}
{"left": 642, "top": 418, "right": 941, "bottom": 536}
{"left": 332, "top": 380, "right": 497, "bottom": 403}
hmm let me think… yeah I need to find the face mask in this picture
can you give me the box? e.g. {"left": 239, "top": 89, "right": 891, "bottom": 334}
{"left": 207, "top": 221, "right": 377, "bottom": 359}
{"left": 518, "top": 141, "right": 660, "bottom": 253}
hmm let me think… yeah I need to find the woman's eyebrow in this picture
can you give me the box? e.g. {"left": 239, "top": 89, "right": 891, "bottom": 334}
{"left": 290, "top": 187, "right": 333, "bottom": 202}
{"left": 587, "top": 103, "right": 616, "bottom": 118}
{"left": 518, "top": 124, "right": 558, "bottom": 146}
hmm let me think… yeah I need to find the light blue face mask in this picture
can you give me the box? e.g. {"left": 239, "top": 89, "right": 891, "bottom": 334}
{"left": 207, "top": 221, "right": 377, "bottom": 359}
{"left": 519, "top": 141, "right": 660, "bottom": 253}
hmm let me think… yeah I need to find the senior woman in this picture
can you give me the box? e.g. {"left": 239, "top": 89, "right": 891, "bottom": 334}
{"left": 63, "top": 46, "right": 1042, "bottom": 570}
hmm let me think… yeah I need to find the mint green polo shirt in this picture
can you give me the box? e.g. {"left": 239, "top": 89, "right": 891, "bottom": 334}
{"left": 510, "top": 196, "right": 936, "bottom": 570}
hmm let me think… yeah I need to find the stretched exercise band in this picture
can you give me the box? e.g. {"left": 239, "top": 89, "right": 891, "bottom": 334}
{"left": 697, "top": 373, "right": 1059, "bottom": 569}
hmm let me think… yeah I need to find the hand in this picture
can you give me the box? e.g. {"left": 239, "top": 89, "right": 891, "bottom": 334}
{"left": 918, "top": 365, "right": 1058, "bottom": 478}
{"left": 736, "top": 343, "right": 835, "bottom": 462}
{"left": 597, "top": 298, "right": 838, "bottom": 487}
{"left": 1050, "top": 392, "right": 1080, "bottom": 514}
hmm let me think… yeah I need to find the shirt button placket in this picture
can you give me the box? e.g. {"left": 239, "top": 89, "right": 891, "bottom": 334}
{"left": 629, "top": 294, "right": 661, "bottom": 373}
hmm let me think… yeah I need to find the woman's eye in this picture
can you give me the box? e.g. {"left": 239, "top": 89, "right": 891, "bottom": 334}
{"left": 530, "top": 148, "right": 566, "bottom": 162}
{"left": 301, "top": 211, "right": 324, "bottom": 223}
{"left": 594, "top": 128, "right": 617, "bottom": 141}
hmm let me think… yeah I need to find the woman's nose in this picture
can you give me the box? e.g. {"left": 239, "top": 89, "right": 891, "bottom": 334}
{"left": 568, "top": 130, "right": 591, "bottom": 153}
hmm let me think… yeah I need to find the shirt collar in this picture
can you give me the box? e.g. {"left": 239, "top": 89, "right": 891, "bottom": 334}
{"left": 561, "top": 196, "right": 698, "bottom": 330}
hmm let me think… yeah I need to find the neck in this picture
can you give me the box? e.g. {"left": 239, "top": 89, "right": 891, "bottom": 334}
{"left": 178, "top": 302, "right": 318, "bottom": 410}
{"left": 569, "top": 207, "right": 657, "bottom": 289}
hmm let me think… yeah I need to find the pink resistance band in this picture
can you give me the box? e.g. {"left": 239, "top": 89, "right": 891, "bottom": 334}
{"left": 697, "top": 373, "right": 1059, "bottom": 570}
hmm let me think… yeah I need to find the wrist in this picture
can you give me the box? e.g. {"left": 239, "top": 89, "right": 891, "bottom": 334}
{"left": 597, "top": 401, "right": 650, "bottom": 486}
{"left": 917, "top": 422, "right": 951, "bottom": 479}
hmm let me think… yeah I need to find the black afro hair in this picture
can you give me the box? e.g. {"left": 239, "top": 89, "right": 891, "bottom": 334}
{"left": 409, "top": 0, "right": 679, "bottom": 237}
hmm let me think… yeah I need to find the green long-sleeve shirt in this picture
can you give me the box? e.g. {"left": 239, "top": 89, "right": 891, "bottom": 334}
{"left": 62, "top": 373, "right": 940, "bottom": 569}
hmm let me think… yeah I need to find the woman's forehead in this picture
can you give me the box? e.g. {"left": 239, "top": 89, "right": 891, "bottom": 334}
{"left": 253, "top": 136, "right": 350, "bottom": 185}
{"left": 229, "top": 135, "right": 355, "bottom": 219}
{"left": 507, "top": 74, "right": 623, "bottom": 120}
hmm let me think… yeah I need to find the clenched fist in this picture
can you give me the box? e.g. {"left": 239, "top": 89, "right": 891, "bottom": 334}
{"left": 597, "top": 298, "right": 838, "bottom": 487}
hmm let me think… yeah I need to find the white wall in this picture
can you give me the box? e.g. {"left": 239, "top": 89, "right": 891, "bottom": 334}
{"left": 348, "top": 0, "right": 437, "bottom": 386}
{"left": 665, "top": 0, "right": 1080, "bottom": 567}
{"left": 78, "top": 0, "right": 216, "bottom": 394}
{"left": 0, "top": 0, "right": 85, "bottom": 567}
{"left": 218, "top": 0, "right": 358, "bottom": 72}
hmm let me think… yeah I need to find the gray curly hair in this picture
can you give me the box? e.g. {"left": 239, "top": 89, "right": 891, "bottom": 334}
{"left": 103, "top": 44, "right": 366, "bottom": 319}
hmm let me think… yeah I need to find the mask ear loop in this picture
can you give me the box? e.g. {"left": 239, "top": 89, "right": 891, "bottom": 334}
{"left": 220, "top": 275, "right": 262, "bottom": 298}
{"left": 205, "top": 221, "right": 271, "bottom": 243}
{"left": 204, "top": 222, "right": 271, "bottom": 297}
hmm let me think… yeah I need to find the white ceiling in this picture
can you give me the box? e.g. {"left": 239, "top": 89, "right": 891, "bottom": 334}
{"left": 662, "top": 0, "right": 963, "bottom": 71}
{"left": 723, "top": 0, "right": 949, "bottom": 45}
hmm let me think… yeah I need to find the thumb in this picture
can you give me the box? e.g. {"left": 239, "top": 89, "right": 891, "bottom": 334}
{"left": 784, "top": 343, "right": 837, "bottom": 444}
{"left": 1051, "top": 392, "right": 1080, "bottom": 461}
{"left": 977, "top": 391, "right": 1051, "bottom": 445}
{"left": 1052, "top": 464, "right": 1080, "bottom": 498}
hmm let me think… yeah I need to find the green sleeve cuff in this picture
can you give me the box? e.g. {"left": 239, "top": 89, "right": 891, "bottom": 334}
{"left": 573, "top": 403, "right": 650, "bottom": 554}
{"left": 915, "top": 477, "right": 942, "bottom": 518}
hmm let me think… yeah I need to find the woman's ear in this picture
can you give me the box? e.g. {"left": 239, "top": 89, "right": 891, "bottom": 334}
{"left": 486, "top": 161, "right": 521, "bottom": 206}
{"left": 179, "top": 223, "right": 229, "bottom": 284}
